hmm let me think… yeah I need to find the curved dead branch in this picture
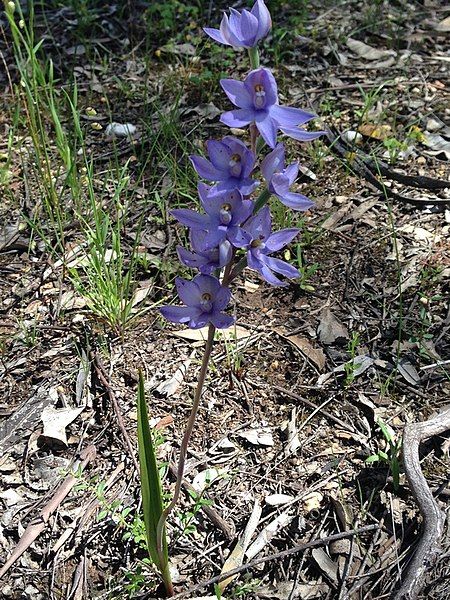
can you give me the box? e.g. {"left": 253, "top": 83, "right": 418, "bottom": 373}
{"left": 324, "top": 127, "right": 450, "bottom": 208}
{"left": 394, "top": 408, "right": 450, "bottom": 600}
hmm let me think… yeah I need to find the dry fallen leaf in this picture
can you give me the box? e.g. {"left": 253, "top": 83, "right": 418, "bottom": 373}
{"left": 346, "top": 37, "right": 396, "bottom": 61}
{"left": 156, "top": 351, "right": 195, "bottom": 397}
{"left": 358, "top": 123, "right": 392, "bottom": 140}
{"left": 218, "top": 500, "right": 262, "bottom": 593}
{"left": 435, "top": 16, "right": 450, "bottom": 32}
{"left": 239, "top": 427, "right": 274, "bottom": 447}
{"left": 317, "top": 308, "right": 348, "bottom": 345}
{"left": 172, "top": 325, "right": 250, "bottom": 344}
{"left": 40, "top": 405, "right": 84, "bottom": 447}
{"left": 265, "top": 493, "right": 294, "bottom": 506}
{"left": 282, "top": 334, "right": 326, "bottom": 370}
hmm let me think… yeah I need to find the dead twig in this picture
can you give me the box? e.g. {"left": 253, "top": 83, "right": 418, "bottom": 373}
{"left": 171, "top": 525, "right": 379, "bottom": 599}
{"left": 323, "top": 127, "right": 450, "bottom": 208}
{"left": 0, "top": 445, "right": 96, "bottom": 579}
{"left": 92, "top": 352, "right": 140, "bottom": 472}
{"left": 394, "top": 408, "right": 450, "bottom": 600}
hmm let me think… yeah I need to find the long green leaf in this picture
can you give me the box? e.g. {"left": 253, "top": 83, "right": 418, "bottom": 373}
{"left": 137, "top": 370, "right": 167, "bottom": 569}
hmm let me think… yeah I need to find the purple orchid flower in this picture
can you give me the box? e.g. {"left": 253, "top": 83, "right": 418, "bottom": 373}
{"left": 204, "top": 0, "right": 271, "bottom": 49}
{"left": 228, "top": 206, "right": 300, "bottom": 287}
{"left": 261, "top": 143, "right": 314, "bottom": 211}
{"left": 171, "top": 185, "right": 254, "bottom": 259}
{"left": 160, "top": 274, "right": 234, "bottom": 329}
{"left": 177, "top": 230, "right": 232, "bottom": 275}
{"left": 220, "top": 68, "right": 317, "bottom": 149}
{"left": 190, "top": 137, "right": 258, "bottom": 195}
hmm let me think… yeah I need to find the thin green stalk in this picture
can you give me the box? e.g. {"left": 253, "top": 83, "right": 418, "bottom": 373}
{"left": 156, "top": 323, "right": 216, "bottom": 560}
{"left": 248, "top": 46, "right": 260, "bottom": 69}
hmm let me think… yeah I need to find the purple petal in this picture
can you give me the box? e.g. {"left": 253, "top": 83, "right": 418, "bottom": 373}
{"left": 239, "top": 9, "right": 259, "bottom": 44}
{"left": 280, "top": 128, "right": 326, "bottom": 142}
{"left": 207, "top": 139, "right": 232, "bottom": 170}
{"left": 214, "top": 285, "right": 231, "bottom": 311}
{"left": 251, "top": 0, "right": 272, "bottom": 40}
{"left": 221, "top": 79, "right": 253, "bottom": 109}
{"left": 238, "top": 178, "right": 260, "bottom": 195}
{"left": 220, "top": 109, "right": 255, "bottom": 128}
{"left": 227, "top": 226, "right": 252, "bottom": 248}
{"left": 171, "top": 208, "right": 210, "bottom": 229}
{"left": 160, "top": 305, "right": 200, "bottom": 324}
{"left": 197, "top": 181, "right": 214, "bottom": 207}
{"left": 260, "top": 254, "right": 299, "bottom": 279}
{"left": 255, "top": 113, "right": 278, "bottom": 148}
{"left": 232, "top": 199, "right": 254, "bottom": 225}
{"left": 190, "top": 155, "right": 227, "bottom": 181}
{"left": 265, "top": 228, "right": 300, "bottom": 252}
{"left": 245, "top": 205, "right": 272, "bottom": 241}
{"left": 219, "top": 239, "right": 233, "bottom": 266}
{"left": 194, "top": 274, "right": 222, "bottom": 299}
{"left": 210, "top": 311, "right": 234, "bottom": 329}
{"left": 175, "top": 277, "right": 201, "bottom": 305}
{"left": 260, "top": 143, "right": 285, "bottom": 182}
{"left": 204, "top": 227, "right": 227, "bottom": 249}
{"left": 240, "top": 150, "right": 257, "bottom": 179}
{"left": 283, "top": 162, "right": 299, "bottom": 186}
{"left": 177, "top": 246, "right": 208, "bottom": 269}
{"left": 270, "top": 105, "right": 316, "bottom": 128}
{"left": 273, "top": 184, "right": 314, "bottom": 211}
{"left": 189, "top": 313, "right": 210, "bottom": 329}
{"left": 248, "top": 250, "right": 285, "bottom": 286}
{"left": 203, "top": 27, "right": 228, "bottom": 45}
{"left": 219, "top": 13, "right": 233, "bottom": 45}
{"left": 274, "top": 191, "right": 314, "bottom": 211}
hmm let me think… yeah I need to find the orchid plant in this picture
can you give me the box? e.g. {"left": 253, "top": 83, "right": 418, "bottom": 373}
{"left": 138, "top": 1, "right": 324, "bottom": 595}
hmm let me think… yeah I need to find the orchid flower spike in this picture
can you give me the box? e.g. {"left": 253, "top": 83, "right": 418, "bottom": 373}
{"left": 190, "top": 137, "right": 258, "bottom": 195}
{"left": 204, "top": 0, "right": 271, "bottom": 49}
{"left": 261, "top": 143, "right": 314, "bottom": 211}
{"left": 160, "top": 274, "right": 234, "bottom": 329}
{"left": 228, "top": 206, "right": 300, "bottom": 287}
{"left": 220, "top": 68, "right": 317, "bottom": 148}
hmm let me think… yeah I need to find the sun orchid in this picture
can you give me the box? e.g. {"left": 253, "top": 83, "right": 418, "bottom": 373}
{"left": 261, "top": 143, "right": 314, "bottom": 210}
{"left": 160, "top": 274, "right": 234, "bottom": 329}
{"left": 171, "top": 185, "right": 254, "bottom": 257}
{"left": 228, "top": 206, "right": 300, "bottom": 286}
{"left": 152, "top": 3, "right": 328, "bottom": 595}
{"left": 190, "top": 136, "right": 258, "bottom": 194}
{"left": 220, "top": 68, "right": 317, "bottom": 148}
{"left": 203, "top": 0, "right": 271, "bottom": 49}
{"left": 177, "top": 230, "right": 232, "bottom": 275}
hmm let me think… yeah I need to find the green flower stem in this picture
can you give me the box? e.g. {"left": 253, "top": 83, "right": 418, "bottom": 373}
{"left": 248, "top": 46, "right": 260, "bottom": 69}
{"left": 253, "top": 188, "right": 272, "bottom": 213}
{"left": 156, "top": 323, "right": 216, "bottom": 563}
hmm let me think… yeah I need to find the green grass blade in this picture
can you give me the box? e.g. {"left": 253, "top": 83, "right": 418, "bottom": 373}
{"left": 137, "top": 370, "right": 168, "bottom": 569}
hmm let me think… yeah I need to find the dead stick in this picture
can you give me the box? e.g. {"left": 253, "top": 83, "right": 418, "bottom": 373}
{"left": 92, "top": 353, "right": 140, "bottom": 472}
{"left": 394, "top": 408, "right": 450, "bottom": 600}
{"left": 0, "top": 445, "right": 96, "bottom": 579}
{"left": 172, "top": 525, "right": 379, "bottom": 599}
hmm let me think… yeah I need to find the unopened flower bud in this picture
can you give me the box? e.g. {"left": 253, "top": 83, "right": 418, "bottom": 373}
{"left": 7, "top": 1, "right": 15, "bottom": 13}
{"left": 19, "top": 19, "right": 24, "bottom": 28}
